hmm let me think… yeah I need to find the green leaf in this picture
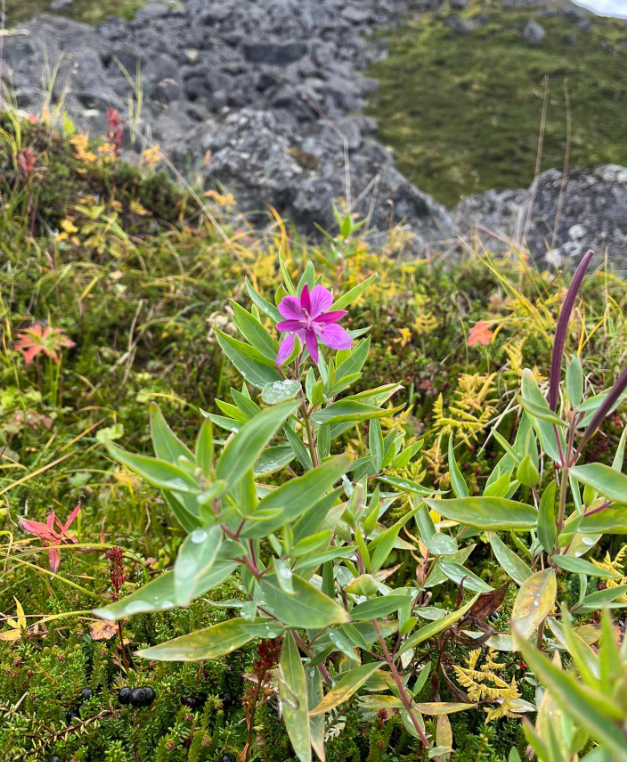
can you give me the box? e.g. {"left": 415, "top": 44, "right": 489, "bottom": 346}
{"left": 262, "top": 379, "right": 302, "bottom": 405}
{"left": 311, "top": 400, "right": 392, "bottom": 426}
{"left": 552, "top": 555, "right": 621, "bottom": 579}
{"left": 379, "top": 475, "right": 438, "bottom": 496}
{"left": 216, "top": 400, "right": 299, "bottom": 491}
{"left": 515, "top": 632, "right": 627, "bottom": 760}
{"left": 150, "top": 403, "right": 195, "bottom": 466}
{"left": 416, "top": 506, "right": 457, "bottom": 556}
{"left": 437, "top": 561, "right": 493, "bottom": 593}
{"left": 423, "top": 496, "right": 537, "bottom": 531}
{"left": 521, "top": 370, "right": 565, "bottom": 462}
{"left": 398, "top": 596, "right": 478, "bottom": 655}
{"left": 370, "top": 522, "right": 401, "bottom": 573}
{"left": 334, "top": 338, "right": 371, "bottom": 382}
{"left": 106, "top": 440, "right": 200, "bottom": 495}
{"left": 136, "top": 617, "right": 281, "bottom": 661}
{"left": 516, "top": 454, "right": 539, "bottom": 488}
{"left": 511, "top": 569, "right": 556, "bottom": 641}
{"left": 216, "top": 329, "right": 282, "bottom": 388}
{"left": 253, "top": 445, "right": 295, "bottom": 476}
{"left": 448, "top": 438, "right": 469, "bottom": 498}
{"left": 332, "top": 274, "right": 377, "bottom": 311}
{"left": 231, "top": 301, "right": 277, "bottom": 362}
{"left": 174, "top": 525, "right": 223, "bottom": 606}
{"left": 369, "top": 419, "right": 384, "bottom": 474}
{"left": 537, "top": 482, "right": 557, "bottom": 554}
{"left": 309, "top": 662, "right": 381, "bottom": 716}
{"left": 566, "top": 355, "right": 584, "bottom": 408}
{"left": 488, "top": 533, "right": 531, "bottom": 586}
{"left": 580, "top": 585, "right": 627, "bottom": 609}
{"left": 195, "top": 418, "right": 214, "bottom": 478}
{"left": 259, "top": 573, "right": 349, "bottom": 628}
{"left": 280, "top": 632, "right": 311, "bottom": 762}
{"left": 350, "top": 594, "right": 414, "bottom": 621}
{"left": 517, "top": 394, "right": 567, "bottom": 427}
{"left": 245, "top": 278, "right": 282, "bottom": 322}
{"left": 570, "top": 464, "right": 627, "bottom": 504}
{"left": 576, "top": 507, "right": 627, "bottom": 535}
{"left": 242, "top": 456, "right": 351, "bottom": 539}
{"left": 307, "top": 665, "right": 325, "bottom": 762}
{"left": 93, "top": 559, "right": 238, "bottom": 621}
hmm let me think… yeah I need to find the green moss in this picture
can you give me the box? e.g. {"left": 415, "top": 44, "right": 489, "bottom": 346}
{"left": 5, "top": 0, "right": 145, "bottom": 26}
{"left": 366, "top": 0, "right": 627, "bottom": 205}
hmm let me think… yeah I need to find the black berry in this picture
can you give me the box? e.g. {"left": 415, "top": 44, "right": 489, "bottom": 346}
{"left": 65, "top": 708, "right": 80, "bottom": 724}
{"left": 130, "top": 687, "right": 148, "bottom": 707}
{"left": 488, "top": 611, "right": 499, "bottom": 622}
{"left": 220, "top": 692, "right": 234, "bottom": 709}
{"left": 118, "top": 687, "right": 132, "bottom": 705}
{"left": 81, "top": 688, "right": 94, "bottom": 702}
{"left": 143, "top": 687, "right": 156, "bottom": 705}
{"left": 181, "top": 696, "right": 195, "bottom": 707}
{"left": 49, "top": 757, "right": 61, "bottom": 762}
{"left": 221, "top": 755, "right": 236, "bottom": 762}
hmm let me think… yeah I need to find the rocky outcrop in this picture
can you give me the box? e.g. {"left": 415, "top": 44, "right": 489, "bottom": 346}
{"left": 3, "top": 0, "right": 627, "bottom": 267}
{"left": 455, "top": 165, "right": 627, "bottom": 268}
{"left": 1, "top": 1, "right": 454, "bottom": 248}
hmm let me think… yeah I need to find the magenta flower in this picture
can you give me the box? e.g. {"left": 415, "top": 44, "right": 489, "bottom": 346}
{"left": 276, "top": 284, "right": 352, "bottom": 364}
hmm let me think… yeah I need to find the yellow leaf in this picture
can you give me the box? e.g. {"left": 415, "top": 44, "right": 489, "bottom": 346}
{"left": 511, "top": 569, "right": 556, "bottom": 643}
{"left": 89, "top": 619, "right": 117, "bottom": 640}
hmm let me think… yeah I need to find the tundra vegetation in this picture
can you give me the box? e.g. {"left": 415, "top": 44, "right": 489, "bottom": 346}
{"left": 1, "top": 103, "right": 627, "bottom": 762}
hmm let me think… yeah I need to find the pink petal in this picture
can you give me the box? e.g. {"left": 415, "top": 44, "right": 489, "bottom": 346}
{"left": 277, "top": 319, "right": 304, "bottom": 332}
{"left": 20, "top": 518, "right": 58, "bottom": 542}
{"left": 315, "top": 323, "right": 353, "bottom": 351}
{"left": 315, "top": 310, "right": 347, "bottom": 325}
{"left": 63, "top": 503, "right": 81, "bottom": 533}
{"left": 300, "top": 284, "right": 312, "bottom": 314}
{"left": 309, "top": 285, "right": 334, "bottom": 318}
{"left": 49, "top": 548, "right": 61, "bottom": 574}
{"left": 278, "top": 296, "right": 305, "bottom": 321}
{"left": 305, "top": 329, "right": 319, "bottom": 364}
{"left": 276, "top": 333, "right": 296, "bottom": 365}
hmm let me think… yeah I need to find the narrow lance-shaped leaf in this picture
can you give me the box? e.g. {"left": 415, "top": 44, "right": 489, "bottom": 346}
{"left": 174, "top": 525, "right": 223, "bottom": 606}
{"left": 515, "top": 628, "right": 627, "bottom": 761}
{"left": 309, "top": 662, "right": 381, "bottom": 716}
{"left": 280, "top": 632, "right": 311, "bottom": 762}
{"left": 216, "top": 400, "right": 299, "bottom": 491}
{"left": 136, "top": 618, "right": 283, "bottom": 662}
{"left": 423, "top": 496, "right": 537, "bottom": 531}
{"left": 548, "top": 249, "right": 593, "bottom": 411}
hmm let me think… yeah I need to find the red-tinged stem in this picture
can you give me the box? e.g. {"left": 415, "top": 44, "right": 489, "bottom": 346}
{"left": 292, "top": 630, "right": 333, "bottom": 685}
{"left": 373, "top": 619, "right": 439, "bottom": 761}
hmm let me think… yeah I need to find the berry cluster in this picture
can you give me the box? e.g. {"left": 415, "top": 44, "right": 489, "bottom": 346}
{"left": 65, "top": 687, "right": 95, "bottom": 724}
{"left": 118, "top": 686, "right": 156, "bottom": 707}
{"left": 221, "top": 754, "right": 236, "bottom": 762}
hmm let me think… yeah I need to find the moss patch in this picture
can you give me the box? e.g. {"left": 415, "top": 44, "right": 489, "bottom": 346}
{"left": 5, "top": 0, "right": 145, "bottom": 26}
{"left": 366, "top": 0, "right": 627, "bottom": 205}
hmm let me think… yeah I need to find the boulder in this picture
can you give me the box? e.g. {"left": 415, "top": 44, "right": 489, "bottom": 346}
{"left": 455, "top": 165, "right": 627, "bottom": 270}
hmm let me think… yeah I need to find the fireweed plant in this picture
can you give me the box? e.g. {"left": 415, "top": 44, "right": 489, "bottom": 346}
{"left": 96, "top": 254, "right": 627, "bottom": 761}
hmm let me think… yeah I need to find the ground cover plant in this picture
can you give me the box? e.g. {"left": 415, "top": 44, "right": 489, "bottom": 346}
{"left": 367, "top": 0, "right": 627, "bottom": 204}
{"left": 1, "top": 113, "right": 627, "bottom": 762}
{"left": 4, "top": 0, "right": 145, "bottom": 27}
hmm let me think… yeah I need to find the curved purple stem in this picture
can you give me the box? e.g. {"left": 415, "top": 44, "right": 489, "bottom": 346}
{"left": 548, "top": 250, "right": 594, "bottom": 411}
{"left": 578, "top": 366, "right": 627, "bottom": 456}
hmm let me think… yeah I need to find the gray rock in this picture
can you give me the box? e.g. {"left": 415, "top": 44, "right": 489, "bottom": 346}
{"left": 444, "top": 14, "right": 474, "bottom": 35}
{"left": 455, "top": 165, "right": 627, "bottom": 270}
{"left": 523, "top": 21, "right": 546, "bottom": 43}
{"left": 242, "top": 42, "right": 309, "bottom": 65}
